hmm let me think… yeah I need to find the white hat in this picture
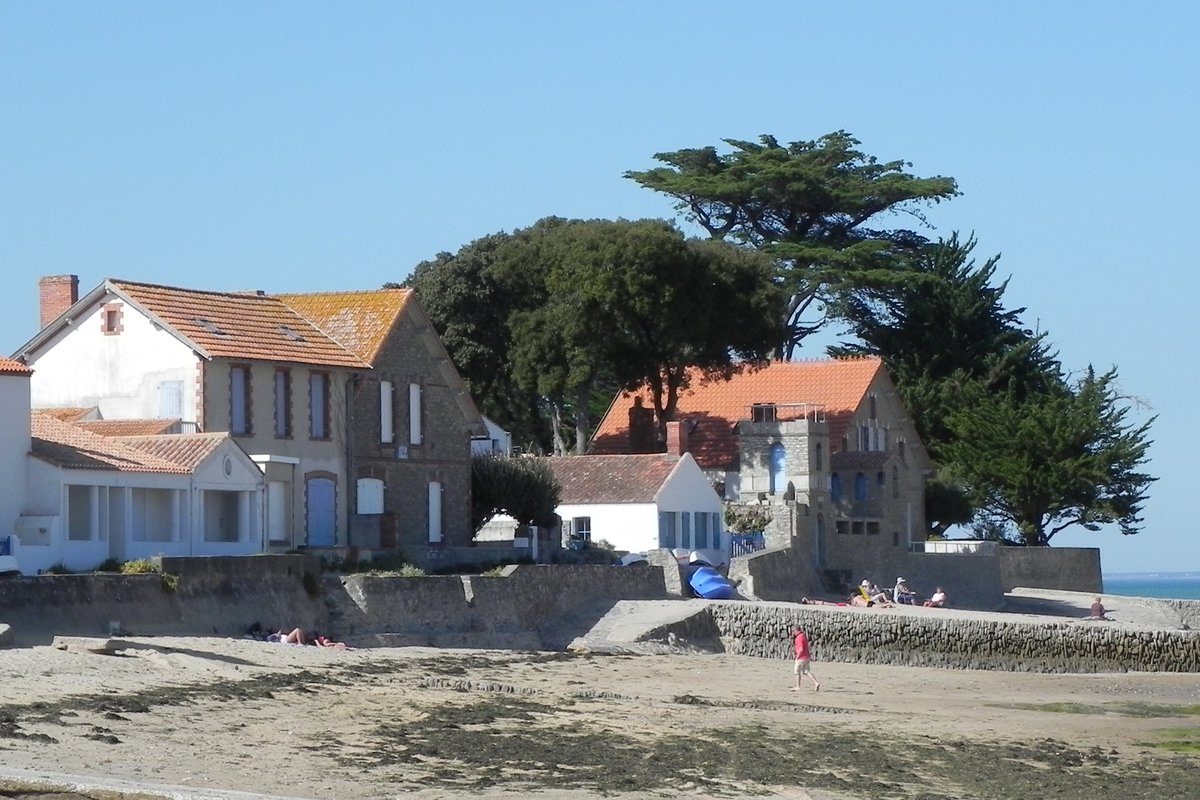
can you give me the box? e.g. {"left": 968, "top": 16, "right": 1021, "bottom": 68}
{"left": 861, "top": 580, "right": 870, "bottom": 587}
{"left": 897, "top": 577, "right": 905, "bottom": 582}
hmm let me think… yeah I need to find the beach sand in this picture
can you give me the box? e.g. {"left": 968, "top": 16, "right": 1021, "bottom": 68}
{"left": 0, "top": 617, "right": 1198, "bottom": 800}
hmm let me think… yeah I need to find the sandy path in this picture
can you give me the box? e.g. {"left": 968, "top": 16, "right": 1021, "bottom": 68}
{"left": 0, "top": 635, "right": 1198, "bottom": 800}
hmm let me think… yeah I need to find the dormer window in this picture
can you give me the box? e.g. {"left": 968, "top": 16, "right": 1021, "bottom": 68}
{"left": 280, "top": 325, "right": 305, "bottom": 342}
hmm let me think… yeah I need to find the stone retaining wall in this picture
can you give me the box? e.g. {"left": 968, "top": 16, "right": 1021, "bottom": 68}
{"left": 644, "top": 602, "right": 1200, "bottom": 674}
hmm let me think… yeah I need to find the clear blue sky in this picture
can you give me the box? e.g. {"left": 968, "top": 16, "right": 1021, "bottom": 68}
{"left": 3, "top": 3, "right": 1196, "bottom": 574}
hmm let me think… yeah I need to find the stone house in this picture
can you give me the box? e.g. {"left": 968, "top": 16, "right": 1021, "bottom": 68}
{"left": 590, "top": 358, "right": 932, "bottom": 583}
{"left": 14, "top": 276, "right": 485, "bottom": 563}
{"left": 276, "top": 289, "right": 486, "bottom": 564}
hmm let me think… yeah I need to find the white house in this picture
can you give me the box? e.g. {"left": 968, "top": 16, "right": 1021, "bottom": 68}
{"left": 547, "top": 440, "right": 728, "bottom": 566}
{"left": 471, "top": 415, "right": 512, "bottom": 456}
{"left": 14, "top": 412, "right": 267, "bottom": 575}
{"left": 0, "top": 356, "right": 266, "bottom": 575}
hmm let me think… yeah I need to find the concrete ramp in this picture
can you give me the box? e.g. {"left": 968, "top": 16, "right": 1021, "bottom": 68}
{"left": 567, "top": 599, "right": 720, "bottom": 654}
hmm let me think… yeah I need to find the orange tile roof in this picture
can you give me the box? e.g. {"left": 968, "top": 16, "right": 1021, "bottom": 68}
{"left": 0, "top": 357, "right": 32, "bottom": 376}
{"left": 276, "top": 289, "right": 411, "bottom": 364}
{"left": 109, "top": 280, "right": 369, "bottom": 368}
{"left": 591, "top": 358, "right": 884, "bottom": 470}
{"left": 35, "top": 406, "right": 99, "bottom": 422}
{"left": 77, "top": 418, "right": 181, "bottom": 436}
{"left": 547, "top": 454, "right": 681, "bottom": 504}
{"left": 31, "top": 412, "right": 191, "bottom": 474}
{"left": 118, "top": 432, "right": 231, "bottom": 470}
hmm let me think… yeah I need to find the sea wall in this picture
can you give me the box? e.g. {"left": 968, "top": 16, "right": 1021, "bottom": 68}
{"left": 1000, "top": 546, "right": 1102, "bottom": 593}
{"left": 642, "top": 601, "right": 1200, "bottom": 674}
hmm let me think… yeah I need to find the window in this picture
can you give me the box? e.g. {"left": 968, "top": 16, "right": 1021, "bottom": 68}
{"left": 274, "top": 369, "right": 292, "bottom": 438}
{"left": 380, "top": 380, "right": 394, "bottom": 444}
{"left": 309, "top": 372, "right": 329, "bottom": 439}
{"left": 769, "top": 442, "right": 786, "bottom": 494}
{"left": 852, "top": 520, "right": 865, "bottom": 535}
{"left": 658, "top": 512, "right": 676, "bottom": 548}
{"left": 866, "top": 521, "right": 880, "bottom": 536}
{"left": 158, "top": 380, "right": 183, "bottom": 420}
{"left": 830, "top": 473, "right": 842, "bottom": 503}
{"left": 571, "top": 516, "right": 592, "bottom": 546}
{"left": 869, "top": 393, "right": 877, "bottom": 420}
{"left": 230, "top": 365, "right": 251, "bottom": 435}
{"left": 409, "top": 383, "right": 422, "bottom": 445}
{"left": 710, "top": 512, "right": 721, "bottom": 548}
{"left": 751, "top": 403, "right": 777, "bottom": 422}
{"left": 427, "top": 481, "right": 442, "bottom": 543}
{"left": 101, "top": 302, "right": 123, "bottom": 335}
{"left": 835, "top": 519, "right": 850, "bottom": 535}
{"left": 877, "top": 471, "right": 886, "bottom": 488}
{"left": 694, "top": 512, "right": 709, "bottom": 549}
{"left": 892, "top": 465, "right": 899, "bottom": 499}
{"left": 854, "top": 473, "right": 867, "bottom": 501}
{"left": 815, "top": 442, "right": 823, "bottom": 471}
{"left": 680, "top": 512, "right": 692, "bottom": 549}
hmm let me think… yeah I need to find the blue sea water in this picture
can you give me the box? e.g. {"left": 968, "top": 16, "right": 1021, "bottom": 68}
{"left": 1102, "top": 572, "right": 1200, "bottom": 600}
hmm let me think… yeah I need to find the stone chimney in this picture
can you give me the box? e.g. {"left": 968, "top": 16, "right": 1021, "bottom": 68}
{"left": 39, "top": 275, "right": 79, "bottom": 329}
{"left": 665, "top": 419, "right": 689, "bottom": 456}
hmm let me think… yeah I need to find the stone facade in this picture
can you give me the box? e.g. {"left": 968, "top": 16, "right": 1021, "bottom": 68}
{"left": 344, "top": 305, "right": 484, "bottom": 566}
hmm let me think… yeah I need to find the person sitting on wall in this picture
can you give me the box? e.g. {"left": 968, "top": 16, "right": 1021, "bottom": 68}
{"left": 894, "top": 577, "right": 918, "bottom": 605}
{"left": 859, "top": 580, "right": 893, "bottom": 607}
{"left": 923, "top": 587, "right": 947, "bottom": 608}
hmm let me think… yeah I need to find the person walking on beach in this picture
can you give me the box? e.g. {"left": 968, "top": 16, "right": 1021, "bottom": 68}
{"left": 790, "top": 627, "right": 821, "bottom": 692}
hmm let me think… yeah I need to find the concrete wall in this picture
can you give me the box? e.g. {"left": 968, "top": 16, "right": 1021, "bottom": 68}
{"left": 651, "top": 602, "right": 1200, "bottom": 674}
{"left": 0, "top": 557, "right": 671, "bottom": 649}
{"left": 1000, "top": 546, "right": 1102, "bottom": 593}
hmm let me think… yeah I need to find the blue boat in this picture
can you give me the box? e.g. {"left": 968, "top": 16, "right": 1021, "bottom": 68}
{"left": 689, "top": 565, "right": 737, "bottom": 600}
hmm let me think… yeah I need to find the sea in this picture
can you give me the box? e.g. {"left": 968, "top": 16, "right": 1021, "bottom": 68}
{"left": 1102, "top": 572, "right": 1200, "bottom": 601}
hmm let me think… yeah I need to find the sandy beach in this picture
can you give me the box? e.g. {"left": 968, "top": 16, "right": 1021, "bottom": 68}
{"left": 1, "top": 597, "right": 1199, "bottom": 800}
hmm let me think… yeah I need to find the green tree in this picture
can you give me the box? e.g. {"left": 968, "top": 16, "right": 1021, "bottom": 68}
{"left": 470, "top": 452, "right": 560, "bottom": 532}
{"left": 409, "top": 217, "right": 786, "bottom": 454}
{"left": 509, "top": 220, "right": 785, "bottom": 449}
{"left": 626, "top": 131, "right": 959, "bottom": 356}
{"left": 832, "top": 234, "right": 1060, "bottom": 457}
{"left": 400, "top": 226, "right": 555, "bottom": 452}
{"left": 941, "top": 369, "right": 1155, "bottom": 546}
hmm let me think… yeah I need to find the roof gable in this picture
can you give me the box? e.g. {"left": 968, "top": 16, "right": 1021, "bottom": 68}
{"left": 548, "top": 454, "right": 681, "bottom": 504}
{"left": 591, "top": 358, "right": 884, "bottom": 470}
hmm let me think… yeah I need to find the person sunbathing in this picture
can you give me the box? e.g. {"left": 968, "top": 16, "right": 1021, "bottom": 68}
{"left": 267, "top": 627, "right": 307, "bottom": 645}
{"left": 924, "top": 587, "right": 947, "bottom": 607}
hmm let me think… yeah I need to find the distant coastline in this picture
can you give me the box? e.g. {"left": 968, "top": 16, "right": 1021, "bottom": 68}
{"left": 1102, "top": 572, "right": 1200, "bottom": 601}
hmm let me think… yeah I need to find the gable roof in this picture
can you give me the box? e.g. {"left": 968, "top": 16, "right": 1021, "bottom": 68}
{"left": 35, "top": 406, "right": 99, "bottom": 422}
{"left": 591, "top": 358, "right": 884, "bottom": 470}
{"left": 117, "top": 432, "right": 232, "bottom": 470}
{"left": 547, "top": 453, "right": 682, "bottom": 504}
{"left": 31, "top": 412, "right": 192, "bottom": 473}
{"left": 17, "top": 279, "right": 370, "bottom": 369}
{"left": 276, "top": 289, "right": 411, "bottom": 364}
{"left": 76, "top": 418, "right": 181, "bottom": 436}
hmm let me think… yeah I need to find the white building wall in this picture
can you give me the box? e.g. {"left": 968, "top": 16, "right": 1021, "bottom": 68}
{"left": 27, "top": 300, "right": 198, "bottom": 424}
{"left": 0, "top": 374, "right": 32, "bottom": 539}
{"left": 556, "top": 502, "right": 656, "bottom": 555}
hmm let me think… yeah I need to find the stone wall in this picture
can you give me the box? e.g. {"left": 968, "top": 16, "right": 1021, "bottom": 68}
{"left": 643, "top": 602, "right": 1200, "bottom": 674}
{"left": 999, "top": 546, "right": 1102, "bottom": 593}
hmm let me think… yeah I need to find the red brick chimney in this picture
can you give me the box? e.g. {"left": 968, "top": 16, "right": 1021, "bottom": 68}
{"left": 39, "top": 275, "right": 79, "bottom": 329}
{"left": 665, "top": 420, "right": 689, "bottom": 456}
